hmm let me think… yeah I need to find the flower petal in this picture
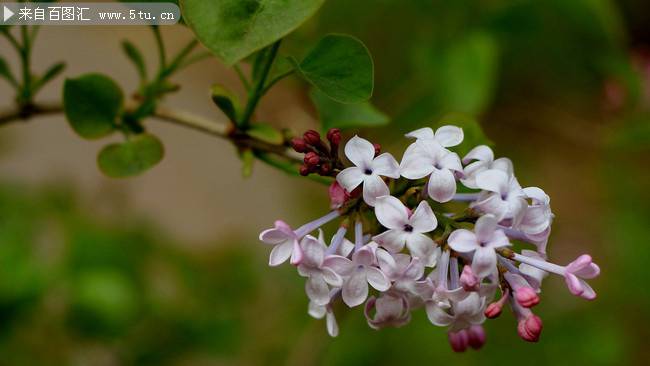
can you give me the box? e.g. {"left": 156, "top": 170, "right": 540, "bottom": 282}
{"left": 492, "top": 157, "right": 514, "bottom": 175}
{"left": 373, "top": 229, "right": 407, "bottom": 253}
{"left": 326, "top": 309, "right": 339, "bottom": 337}
{"left": 269, "top": 241, "right": 294, "bottom": 266}
{"left": 372, "top": 153, "right": 400, "bottom": 178}
{"left": 435, "top": 125, "right": 464, "bottom": 147}
{"left": 306, "top": 275, "right": 331, "bottom": 306}
{"left": 374, "top": 195, "right": 409, "bottom": 229}
{"left": 342, "top": 270, "right": 369, "bottom": 307}
{"left": 344, "top": 135, "right": 375, "bottom": 167}
{"left": 488, "top": 229, "right": 510, "bottom": 249}
{"left": 403, "top": 257, "right": 425, "bottom": 280}
{"left": 336, "top": 167, "right": 364, "bottom": 193}
{"left": 308, "top": 301, "right": 326, "bottom": 319}
{"left": 425, "top": 303, "right": 454, "bottom": 326}
{"left": 300, "top": 236, "right": 325, "bottom": 267}
{"left": 475, "top": 169, "right": 509, "bottom": 195}
{"left": 448, "top": 229, "right": 478, "bottom": 253}
{"left": 400, "top": 143, "right": 435, "bottom": 179}
{"left": 406, "top": 233, "right": 436, "bottom": 267}
{"left": 322, "top": 267, "right": 343, "bottom": 287}
{"left": 409, "top": 200, "right": 438, "bottom": 233}
{"left": 352, "top": 246, "right": 376, "bottom": 266}
{"left": 462, "top": 145, "right": 494, "bottom": 164}
{"left": 427, "top": 168, "right": 457, "bottom": 203}
{"left": 322, "top": 255, "right": 354, "bottom": 276}
{"left": 405, "top": 127, "right": 434, "bottom": 140}
{"left": 471, "top": 246, "right": 497, "bottom": 278}
{"left": 474, "top": 214, "right": 498, "bottom": 243}
{"left": 362, "top": 174, "right": 390, "bottom": 207}
{"left": 439, "top": 151, "right": 463, "bottom": 172}
{"left": 366, "top": 266, "right": 391, "bottom": 291}
{"left": 376, "top": 248, "right": 397, "bottom": 276}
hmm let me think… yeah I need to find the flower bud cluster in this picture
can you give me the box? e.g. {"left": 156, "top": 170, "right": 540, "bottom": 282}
{"left": 292, "top": 128, "right": 342, "bottom": 176}
{"left": 260, "top": 125, "right": 600, "bottom": 350}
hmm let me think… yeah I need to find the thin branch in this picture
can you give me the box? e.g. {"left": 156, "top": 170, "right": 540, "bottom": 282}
{"left": 0, "top": 102, "right": 63, "bottom": 126}
{"left": 153, "top": 105, "right": 231, "bottom": 137}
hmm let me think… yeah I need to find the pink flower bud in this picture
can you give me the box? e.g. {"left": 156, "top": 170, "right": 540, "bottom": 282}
{"left": 291, "top": 138, "right": 309, "bottom": 153}
{"left": 304, "top": 152, "right": 320, "bottom": 166}
{"left": 299, "top": 165, "right": 310, "bottom": 176}
{"left": 460, "top": 265, "right": 479, "bottom": 291}
{"left": 373, "top": 143, "right": 381, "bottom": 157}
{"left": 448, "top": 330, "right": 469, "bottom": 352}
{"left": 320, "top": 163, "right": 332, "bottom": 175}
{"left": 467, "top": 325, "right": 486, "bottom": 350}
{"left": 517, "top": 314, "right": 543, "bottom": 342}
{"left": 328, "top": 181, "right": 349, "bottom": 209}
{"left": 303, "top": 130, "right": 321, "bottom": 145}
{"left": 515, "top": 287, "right": 540, "bottom": 308}
{"left": 326, "top": 128, "right": 341, "bottom": 146}
{"left": 484, "top": 302, "right": 502, "bottom": 319}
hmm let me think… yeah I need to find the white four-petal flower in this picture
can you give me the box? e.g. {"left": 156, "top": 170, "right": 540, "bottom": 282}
{"left": 297, "top": 236, "right": 344, "bottom": 305}
{"left": 373, "top": 195, "right": 438, "bottom": 266}
{"left": 448, "top": 214, "right": 511, "bottom": 278}
{"left": 471, "top": 169, "right": 527, "bottom": 224}
{"left": 400, "top": 126, "right": 464, "bottom": 202}
{"left": 336, "top": 136, "right": 400, "bottom": 206}
{"left": 323, "top": 244, "right": 391, "bottom": 307}
{"left": 461, "top": 145, "right": 513, "bottom": 189}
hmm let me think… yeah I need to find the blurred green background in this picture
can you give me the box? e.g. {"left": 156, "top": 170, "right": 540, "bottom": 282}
{"left": 1, "top": 0, "right": 649, "bottom": 365}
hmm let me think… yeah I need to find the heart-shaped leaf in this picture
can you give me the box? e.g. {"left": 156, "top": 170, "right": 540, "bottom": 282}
{"left": 98, "top": 134, "right": 164, "bottom": 178}
{"left": 310, "top": 89, "right": 388, "bottom": 131}
{"left": 181, "top": 0, "right": 325, "bottom": 65}
{"left": 295, "top": 34, "right": 374, "bottom": 103}
{"left": 64, "top": 74, "right": 123, "bottom": 139}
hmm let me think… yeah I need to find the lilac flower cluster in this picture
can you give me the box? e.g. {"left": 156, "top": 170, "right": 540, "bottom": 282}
{"left": 259, "top": 126, "right": 599, "bottom": 351}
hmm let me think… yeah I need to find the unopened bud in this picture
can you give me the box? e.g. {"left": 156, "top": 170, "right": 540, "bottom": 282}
{"left": 515, "top": 287, "right": 540, "bottom": 308}
{"left": 517, "top": 314, "right": 543, "bottom": 342}
{"left": 320, "top": 163, "right": 332, "bottom": 175}
{"left": 303, "top": 130, "right": 321, "bottom": 145}
{"left": 373, "top": 143, "right": 381, "bottom": 156}
{"left": 291, "top": 138, "right": 309, "bottom": 153}
{"left": 326, "top": 128, "right": 341, "bottom": 145}
{"left": 485, "top": 302, "right": 503, "bottom": 319}
{"left": 460, "top": 265, "right": 479, "bottom": 291}
{"left": 467, "top": 325, "right": 486, "bottom": 350}
{"left": 304, "top": 152, "right": 320, "bottom": 166}
{"left": 299, "top": 165, "right": 310, "bottom": 176}
{"left": 448, "top": 330, "right": 469, "bottom": 352}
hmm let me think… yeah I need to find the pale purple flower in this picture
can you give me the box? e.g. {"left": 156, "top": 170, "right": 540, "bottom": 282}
{"left": 415, "top": 250, "right": 468, "bottom": 318}
{"left": 400, "top": 133, "right": 463, "bottom": 203}
{"left": 471, "top": 169, "right": 527, "bottom": 224}
{"left": 297, "top": 235, "right": 344, "bottom": 306}
{"left": 427, "top": 292, "right": 487, "bottom": 332}
{"left": 372, "top": 195, "right": 438, "bottom": 266}
{"left": 461, "top": 145, "right": 514, "bottom": 189}
{"left": 323, "top": 244, "right": 391, "bottom": 307}
{"left": 448, "top": 214, "right": 511, "bottom": 278}
{"left": 336, "top": 136, "right": 400, "bottom": 206}
{"left": 259, "top": 210, "right": 340, "bottom": 266}
{"left": 376, "top": 249, "right": 426, "bottom": 294}
{"left": 364, "top": 292, "right": 411, "bottom": 329}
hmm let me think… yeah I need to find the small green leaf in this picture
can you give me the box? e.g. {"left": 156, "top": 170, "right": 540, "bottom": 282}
{"left": 295, "top": 34, "right": 374, "bottom": 103}
{"left": 181, "top": 0, "right": 325, "bottom": 65}
{"left": 32, "top": 62, "right": 66, "bottom": 93}
{"left": 64, "top": 74, "right": 123, "bottom": 139}
{"left": 97, "top": 134, "right": 164, "bottom": 178}
{"left": 247, "top": 123, "right": 283, "bottom": 145}
{"left": 310, "top": 89, "right": 388, "bottom": 131}
{"left": 437, "top": 113, "right": 492, "bottom": 156}
{"left": 240, "top": 149, "right": 255, "bottom": 178}
{"left": 0, "top": 57, "right": 17, "bottom": 88}
{"left": 121, "top": 40, "right": 147, "bottom": 81}
{"left": 211, "top": 84, "right": 240, "bottom": 123}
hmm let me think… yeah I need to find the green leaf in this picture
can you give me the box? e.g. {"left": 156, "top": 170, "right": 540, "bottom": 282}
{"left": 121, "top": 41, "right": 147, "bottom": 81}
{"left": 0, "top": 57, "right": 17, "bottom": 88}
{"left": 240, "top": 149, "right": 255, "bottom": 178}
{"left": 32, "top": 62, "right": 66, "bottom": 93}
{"left": 310, "top": 89, "right": 388, "bottom": 131}
{"left": 247, "top": 123, "right": 283, "bottom": 145}
{"left": 180, "top": 0, "right": 325, "bottom": 65}
{"left": 64, "top": 74, "right": 123, "bottom": 139}
{"left": 439, "top": 32, "right": 499, "bottom": 114}
{"left": 97, "top": 134, "right": 164, "bottom": 178}
{"left": 210, "top": 84, "right": 240, "bottom": 123}
{"left": 295, "top": 34, "right": 374, "bottom": 103}
{"left": 436, "top": 113, "right": 492, "bottom": 156}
